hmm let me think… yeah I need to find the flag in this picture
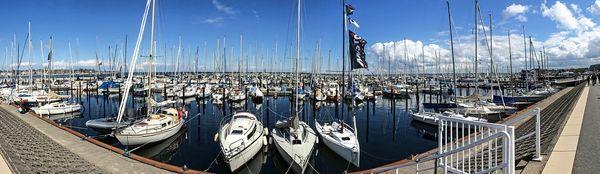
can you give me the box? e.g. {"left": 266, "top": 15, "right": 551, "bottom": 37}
{"left": 348, "top": 18, "right": 360, "bottom": 28}
{"left": 345, "top": 4, "right": 354, "bottom": 15}
{"left": 47, "top": 50, "right": 52, "bottom": 61}
{"left": 349, "top": 30, "right": 368, "bottom": 69}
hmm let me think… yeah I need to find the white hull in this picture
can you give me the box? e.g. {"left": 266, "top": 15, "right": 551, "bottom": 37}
{"left": 272, "top": 122, "right": 317, "bottom": 174}
{"left": 32, "top": 102, "right": 82, "bottom": 115}
{"left": 116, "top": 120, "right": 183, "bottom": 146}
{"left": 33, "top": 105, "right": 81, "bottom": 115}
{"left": 315, "top": 122, "right": 360, "bottom": 166}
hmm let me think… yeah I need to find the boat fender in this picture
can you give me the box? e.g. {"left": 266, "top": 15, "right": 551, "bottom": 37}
{"left": 315, "top": 137, "right": 319, "bottom": 144}
{"left": 268, "top": 136, "right": 273, "bottom": 145}
{"left": 263, "top": 137, "right": 267, "bottom": 146}
{"left": 213, "top": 133, "right": 219, "bottom": 142}
{"left": 264, "top": 128, "right": 269, "bottom": 136}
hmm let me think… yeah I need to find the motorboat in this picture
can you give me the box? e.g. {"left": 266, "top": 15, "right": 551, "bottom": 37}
{"left": 218, "top": 112, "right": 267, "bottom": 172}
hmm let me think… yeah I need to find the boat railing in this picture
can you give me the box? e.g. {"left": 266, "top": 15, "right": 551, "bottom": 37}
{"left": 370, "top": 115, "right": 516, "bottom": 174}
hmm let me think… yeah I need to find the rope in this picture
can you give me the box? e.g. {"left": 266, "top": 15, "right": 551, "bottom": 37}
{"left": 204, "top": 150, "right": 222, "bottom": 172}
{"left": 284, "top": 162, "right": 293, "bottom": 174}
{"left": 307, "top": 161, "right": 321, "bottom": 174}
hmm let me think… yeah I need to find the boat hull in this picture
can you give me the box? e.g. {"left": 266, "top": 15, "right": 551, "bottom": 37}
{"left": 115, "top": 120, "right": 183, "bottom": 146}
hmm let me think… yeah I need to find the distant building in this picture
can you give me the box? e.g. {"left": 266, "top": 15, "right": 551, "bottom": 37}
{"left": 591, "top": 64, "right": 600, "bottom": 71}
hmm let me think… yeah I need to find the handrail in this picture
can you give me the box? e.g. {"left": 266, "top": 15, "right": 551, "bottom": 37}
{"left": 370, "top": 131, "right": 511, "bottom": 173}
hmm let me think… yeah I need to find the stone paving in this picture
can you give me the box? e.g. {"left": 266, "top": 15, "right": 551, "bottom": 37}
{"left": 0, "top": 107, "right": 104, "bottom": 174}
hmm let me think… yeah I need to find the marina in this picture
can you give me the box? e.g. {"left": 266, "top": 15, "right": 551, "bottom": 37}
{"left": 0, "top": 0, "right": 599, "bottom": 174}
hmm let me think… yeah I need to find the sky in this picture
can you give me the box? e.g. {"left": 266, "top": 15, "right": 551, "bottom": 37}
{"left": 0, "top": 0, "right": 599, "bottom": 73}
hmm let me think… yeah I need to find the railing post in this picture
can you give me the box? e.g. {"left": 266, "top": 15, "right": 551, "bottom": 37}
{"left": 533, "top": 108, "right": 543, "bottom": 161}
{"left": 508, "top": 126, "right": 515, "bottom": 174}
{"left": 438, "top": 119, "right": 446, "bottom": 174}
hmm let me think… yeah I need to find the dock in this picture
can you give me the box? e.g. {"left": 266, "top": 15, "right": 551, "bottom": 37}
{"left": 0, "top": 104, "right": 175, "bottom": 174}
{"left": 355, "top": 82, "right": 592, "bottom": 173}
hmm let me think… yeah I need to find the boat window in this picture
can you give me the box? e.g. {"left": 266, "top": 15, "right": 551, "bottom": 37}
{"left": 168, "top": 121, "right": 172, "bottom": 125}
{"left": 341, "top": 137, "right": 350, "bottom": 141}
{"left": 231, "top": 130, "right": 243, "bottom": 134}
{"left": 246, "top": 127, "right": 256, "bottom": 140}
{"left": 162, "top": 123, "right": 167, "bottom": 127}
{"left": 292, "top": 139, "right": 302, "bottom": 144}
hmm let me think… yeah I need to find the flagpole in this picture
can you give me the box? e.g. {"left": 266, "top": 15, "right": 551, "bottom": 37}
{"left": 341, "top": 0, "right": 347, "bottom": 123}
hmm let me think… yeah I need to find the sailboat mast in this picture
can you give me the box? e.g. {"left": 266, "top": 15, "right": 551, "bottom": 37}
{"left": 147, "top": 0, "right": 156, "bottom": 111}
{"left": 116, "top": 0, "right": 152, "bottom": 124}
{"left": 28, "top": 21, "right": 32, "bottom": 91}
{"left": 293, "top": 0, "right": 301, "bottom": 129}
{"left": 474, "top": 0, "right": 478, "bottom": 95}
{"left": 446, "top": 0, "right": 458, "bottom": 112}
{"left": 508, "top": 31, "right": 513, "bottom": 95}
{"left": 341, "top": 0, "right": 347, "bottom": 118}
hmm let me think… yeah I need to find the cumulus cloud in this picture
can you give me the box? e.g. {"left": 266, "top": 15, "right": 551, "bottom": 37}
{"left": 502, "top": 4, "right": 530, "bottom": 22}
{"left": 541, "top": 1, "right": 596, "bottom": 32}
{"left": 368, "top": 34, "right": 535, "bottom": 73}
{"left": 211, "top": 0, "right": 238, "bottom": 15}
{"left": 588, "top": 0, "right": 600, "bottom": 15}
{"left": 368, "top": 26, "right": 600, "bottom": 72}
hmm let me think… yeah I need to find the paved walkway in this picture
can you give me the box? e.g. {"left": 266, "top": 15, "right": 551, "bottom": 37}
{"left": 573, "top": 85, "right": 600, "bottom": 173}
{"left": 541, "top": 85, "right": 600, "bottom": 174}
{"left": 0, "top": 104, "right": 172, "bottom": 174}
{"left": 0, "top": 153, "right": 12, "bottom": 174}
{"left": 541, "top": 86, "right": 589, "bottom": 174}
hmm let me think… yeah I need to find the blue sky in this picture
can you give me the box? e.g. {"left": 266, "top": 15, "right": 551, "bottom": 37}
{"left": 1, "top": 0, "right": 599, "bottom": 73}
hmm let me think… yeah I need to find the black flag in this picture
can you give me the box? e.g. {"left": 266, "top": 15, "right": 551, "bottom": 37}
{"left": 349, "top": 30, "right": 368, "bottom": 69}
{"left": 345, "top": 4, "right": 354, "bottom": 15}
{"left": 47, "top": 50, "right": 52, "bottom": 60}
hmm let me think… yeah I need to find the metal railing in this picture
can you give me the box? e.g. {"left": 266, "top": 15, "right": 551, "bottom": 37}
{"left": 438, "top": 116, "right": 515, "bottom": 174}
{"left": 370, "top": 116, "right": 516, "bottom": 174}
{"left": 504, "top": 107, "right": 542, "bottom": 161}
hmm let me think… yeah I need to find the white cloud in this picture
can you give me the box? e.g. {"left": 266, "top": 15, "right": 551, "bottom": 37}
{"left": 202, "top": 17, "right": 224, "bottom": 24}
{"left": 571, "top": 4, "right": 582, "bottom": 14}
{"left": 252, "top": 10, "right": 260, "bottom": 22}
{"left": 502, "top": 4, "right": 530, "bottom": 22}
{"left": 369, "top": 26, "right": 600, "bottom": 72}
{"left": 541, "top": 1, "right": 596, "bottom": 32}
{"left": 588, "top": 0, "right": 600, "bottom": 15}
{"left": 211, "top": 0, "right": 238, "bottom": 15}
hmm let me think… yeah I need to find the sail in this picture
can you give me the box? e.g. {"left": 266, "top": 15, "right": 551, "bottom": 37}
{"left": 349, "top": 30, "right": 368, "bottom": 70}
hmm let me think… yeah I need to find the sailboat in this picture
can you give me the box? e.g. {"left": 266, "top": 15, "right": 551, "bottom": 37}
{"left": 315, "top": 1, "right": 362, "bottom": 167}
{"left": 272, "top": 0, "right": 318, "bottom": 173}
{"left": 411, "top": 0, "right": 489, "bottom": 126}
{"left": 32, "top": 32, "right": 81, "bottom": 115}
{"left": 113, "top": 0, "right": 185, "bottom": 146}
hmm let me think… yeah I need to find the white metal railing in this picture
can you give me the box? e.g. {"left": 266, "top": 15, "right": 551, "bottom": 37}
{"left": 503, "top": 107, "right": 542, "bottom": 161}
{"left": 437, "top": 116, "right": 515, "bottom": 174}
{"left": 369, "top": 107, "right": 549, "bottom": 174}
{"left": 369, "top": 116, "right": 515, "bottom": 174}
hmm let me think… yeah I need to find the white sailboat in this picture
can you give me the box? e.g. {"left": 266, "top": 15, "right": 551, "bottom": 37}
{"left": 113, "top": 0, "right": 185, "bottom": 146}
{"left": 32, "top": 101, "right": 81, "bottom": 115}
{"left": 314, "top": 1, "right": 362, "bottom": 167}
{"left": 218, "top": 112, "right": 267, "bottom": 172}
{"left": 272, "top": 0, "right": 318, "bottom": 173}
